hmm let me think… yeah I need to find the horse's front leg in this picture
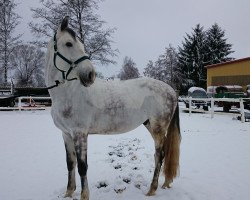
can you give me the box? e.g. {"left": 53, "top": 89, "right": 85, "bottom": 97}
{"left": 62, "top": 133, "right": 77, "bottom": 197}
{"left": 73, "top": 132, "right": 89, "bottom": 200}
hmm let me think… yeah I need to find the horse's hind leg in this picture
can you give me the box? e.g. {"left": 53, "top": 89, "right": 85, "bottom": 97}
{"left": 145, "top": 104, "right": 181, "bottom": 195}
{"left": 62, "top": 133, "right": 77, "bottom": 197}
{"left": 147, "top": 143, "right": 165, "bottom": 196}
{"left": 144, "top": 120, "right": 166, "bottom": 196}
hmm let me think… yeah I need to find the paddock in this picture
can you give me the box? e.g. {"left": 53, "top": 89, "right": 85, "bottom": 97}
{"left": 0, "top": 108, "right": 249, "bottom": 200}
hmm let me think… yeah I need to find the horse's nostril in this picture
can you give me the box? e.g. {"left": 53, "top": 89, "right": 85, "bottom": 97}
{"left": 88, "top": 70, "right": 96, "bottom": 82}
{"left": 88, "top": 71, "right": 92, "bottom": 81}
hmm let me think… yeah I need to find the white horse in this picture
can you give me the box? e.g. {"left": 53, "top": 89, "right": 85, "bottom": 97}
{"left": 45, "top": 17, "right": 181, "bottom": 200}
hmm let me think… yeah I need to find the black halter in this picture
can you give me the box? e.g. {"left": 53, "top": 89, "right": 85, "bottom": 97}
{"left": 47, "top": 32, "right": 90, "bottom": 89}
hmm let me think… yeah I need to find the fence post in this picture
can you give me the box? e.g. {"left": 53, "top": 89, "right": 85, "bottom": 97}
{"left": 189, "top": 97, "right": 192, "bottom": 116}
{"left": 240, "top": 98, "right": 245, "bottom": 123}
{"left": 18, "top": 97, "right": 22, "bottom": 111}
{"left": 211, "top": 98, "right": 214, "bottom": 118}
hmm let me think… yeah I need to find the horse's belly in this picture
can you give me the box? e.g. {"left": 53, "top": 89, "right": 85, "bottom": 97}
{"left": 89, "top": 110, "right": 147, "bottom": 135}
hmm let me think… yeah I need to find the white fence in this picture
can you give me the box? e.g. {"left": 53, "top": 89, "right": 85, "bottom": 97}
{"left": 0, "top": 96, "right": 51, "bottom": 111}
{"left": 1, "top": 96, "right": 250, "bottom": 122}
{"left": 17, "top": 96, "right": 51, "bottom": 110}
{"left": 179, "top": 97, "right": 250, "bottom": 123}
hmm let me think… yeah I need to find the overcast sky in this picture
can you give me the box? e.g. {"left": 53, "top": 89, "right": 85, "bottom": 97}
{"left": 16, "top": 0, "right": 250, "bottom": 77}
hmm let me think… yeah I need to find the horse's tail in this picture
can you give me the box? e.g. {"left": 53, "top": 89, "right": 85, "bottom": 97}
{"left": 163, "top": 103, "right": 181, "bottom": 188}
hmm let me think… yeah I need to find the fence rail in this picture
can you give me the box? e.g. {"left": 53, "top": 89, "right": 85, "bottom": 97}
{"left": 17, "top": 96, "right": 51, "bottom": 110}
{"left": 179, "top": 97, "right": 250, "bottom": 123}
{"left": 0, "top": 96, "right": 51, "bottom": 111}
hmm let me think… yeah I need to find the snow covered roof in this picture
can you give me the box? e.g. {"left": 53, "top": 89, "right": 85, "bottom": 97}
{"left": 188, "top": 87, "right": 206, "bottom": 93}
{"left": 219, "top": 85, "right": 242, "bottom": 89}
{"left": 215, "top": 85, "right": 244, "bottom": 93}
{"left": 207, "top": 86, "right": 217, "bottom": 93}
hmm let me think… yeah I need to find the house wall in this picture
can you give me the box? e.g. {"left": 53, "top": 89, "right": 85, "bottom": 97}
{"left": 207, "top": 58, "right": 250, "bottom": 90}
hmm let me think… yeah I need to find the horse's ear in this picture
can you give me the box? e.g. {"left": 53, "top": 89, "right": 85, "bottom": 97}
{"left": 61, "top": 16, "right": 69, "bottom": 31}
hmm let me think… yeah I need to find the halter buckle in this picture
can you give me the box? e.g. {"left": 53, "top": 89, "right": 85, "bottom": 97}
{"left": 71, "top": 63, "right": 77, "bottom": 68}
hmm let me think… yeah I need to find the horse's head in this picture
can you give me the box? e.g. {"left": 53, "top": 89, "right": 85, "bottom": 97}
{"left": 51, "top": 16, "right": 96, "bottom": 87}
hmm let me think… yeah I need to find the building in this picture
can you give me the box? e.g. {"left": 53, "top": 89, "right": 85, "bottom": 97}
{"left": 206, "top": 57, "right": 250, "bottom": 90}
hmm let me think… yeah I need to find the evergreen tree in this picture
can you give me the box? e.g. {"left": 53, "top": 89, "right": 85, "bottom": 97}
{"left": 178, "top": 24, "right": 207, "bottom": 89}
{"left": 118, "top": 56, "right": 140, "bottom": 80}
{"left": 0, "top": 0, "right": 22, "bottom": 84}
{"left": 178, "top": 23, "right": 234, "bottom": 91}
{"left": 205, "top": 23, "right": 234, "bottom": 65}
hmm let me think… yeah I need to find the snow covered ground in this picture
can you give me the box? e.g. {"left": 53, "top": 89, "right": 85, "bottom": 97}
{"left": 0, "top": 108, "right": 250, "bottom": 200}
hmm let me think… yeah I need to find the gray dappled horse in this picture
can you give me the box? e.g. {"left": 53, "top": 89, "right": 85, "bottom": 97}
{"left": 45, "top": 17, "right": 181, "bottom": 200}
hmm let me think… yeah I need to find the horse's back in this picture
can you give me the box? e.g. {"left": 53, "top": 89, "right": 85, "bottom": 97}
{"left": 92, "top": 77, "right": 177, "bottom": 109}
{"left": 92, "top": 77, "right": 177, "bottom": 118}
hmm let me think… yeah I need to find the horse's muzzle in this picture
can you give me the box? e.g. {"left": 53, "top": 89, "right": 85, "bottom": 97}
{"left": 79, "top": 68, "right": 96, "bottom": 87}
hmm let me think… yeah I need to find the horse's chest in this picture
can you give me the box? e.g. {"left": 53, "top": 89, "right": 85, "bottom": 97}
{"left": 61, "top": 105, "right": 73, "bottom": 119}
{"left": 51, "top": 103, "right": 90, "bottom": 132}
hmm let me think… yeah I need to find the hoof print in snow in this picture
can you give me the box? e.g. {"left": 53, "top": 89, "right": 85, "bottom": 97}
{"left": 116, "top": 152, "right": 125, "bottom": 157}
{"left": 114, "top": 164, "right": 122, "bottom": 170}
{"left": 130, "top": 155, "right": 137, "bottom": 161}
{"left": 108, "top": 152, "right": 115, "bottom": 156}
{"left": 114, "top": 187, "right": 126, "bottom": 194}
{"left": 134, "top": 183, "right": 141, "bottom": 189}
{"left": 123, "top": 177, "right": 131, "bottom": 184}
{"left": 97, "top": 181, "right": 108, "bottom": 189}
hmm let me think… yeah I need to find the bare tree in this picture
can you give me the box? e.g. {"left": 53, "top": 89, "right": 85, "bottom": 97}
{"left": 95, "top": 71, "right": 104, "bottom": 79}
{"left": 157, "top": 45, "right": 184, "bottom": 89}
{"left": 143, "top": 60, "right": 162, "bottom": 81}
{"left": 0, "top": 0, "right": 22, "bottom": 85}
{"left": 144, "top": 45, "right": 184, "bottom": 90}
{"left": 10, "top": 44, "right": 45, "bottom": 87}
{"left": 118, "top": 56, "right": 140, "bottom": 80}
{"left": 29, "top": 0, "right": 118, "bottom": 65}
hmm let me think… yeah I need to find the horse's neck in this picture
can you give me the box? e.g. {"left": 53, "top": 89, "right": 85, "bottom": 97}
{"left": 45, "top": 41, "right": 57, "bottom": 87}
{"left": 49, "top": 79, "right": 112, "bottom": 105}
{"left": 51, "top": 81, "right": 84, "bottom": 100}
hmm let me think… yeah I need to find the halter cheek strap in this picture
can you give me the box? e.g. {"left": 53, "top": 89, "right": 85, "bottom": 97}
{"left": 47, "top": 33, "right": 90, "bottom": 89}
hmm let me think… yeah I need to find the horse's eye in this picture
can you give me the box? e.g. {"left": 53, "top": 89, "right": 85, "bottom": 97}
{"left": 66, "top": 42, "right": 73, "bottom": 47}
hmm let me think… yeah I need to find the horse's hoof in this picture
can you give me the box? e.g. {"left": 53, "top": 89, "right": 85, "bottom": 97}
{"left": 64, "top": 190, "right": 74, "bottom": 198}
{"left": 80, "top": 195, "right": 89, "bottom": 200}
{"left": 146, "top": 190, "right": 156, "bottom": 196}
{"left": 80, "top": 189, "right": 89, "bottom": 200}
{"left": 162, "top": 181, "right": 172, "bottom": 189}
